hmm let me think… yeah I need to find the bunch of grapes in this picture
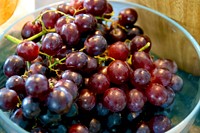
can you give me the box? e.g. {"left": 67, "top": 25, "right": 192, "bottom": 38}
{"left": 0, "top": 0, "right": 184, "bottom": 133}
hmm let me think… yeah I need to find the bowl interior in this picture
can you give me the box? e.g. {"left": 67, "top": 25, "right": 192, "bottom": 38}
{"left": 0, "top": 1, "right": 199, "bottom": 133}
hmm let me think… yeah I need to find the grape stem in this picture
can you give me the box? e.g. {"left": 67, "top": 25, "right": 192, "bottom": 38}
{"left": 5, "top": 35, "right": 22, "bottom": 44}
{"left": 138, "top": 42, "right": 150, "bottom": 52}
{"left": 48, "top": 57, "right": 66, "bottom": 69}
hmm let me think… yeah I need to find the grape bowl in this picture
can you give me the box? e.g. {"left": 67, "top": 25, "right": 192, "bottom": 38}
{"left": 0, "top": 0, "right": 199, "bottom": 133}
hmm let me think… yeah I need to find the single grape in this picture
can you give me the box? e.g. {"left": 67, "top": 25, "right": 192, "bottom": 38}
{"left": 82, "top": 56, "right": 98, "bottom": 76}
{"left": 77, "top": 89, "right": 96, "bottom": 111}
{"left": 41, "top": 9, "right": 61, "bottom": 29}
{"left": 83, "top": 0, "right": 107, "bottom": 16}
{"left": 25, "top": 74, "right": 49, "bottom": 101}
{"left": 10, "top": 108, "right": 31, "bottom": 129}
{"left": 103, "top": 87, "right": 127, "bottom": 112}
{"left": 69, "top": 0, "right": 85, "bottom": 15}
{"left": 161, "top": 87, "right": 175, "bottom": 108}
{"left": 127, "top": 89, "right": 146, "bottom": 112}
{"left": 21, "top": 96, "right": 41, "bottom": 119}
{"left": 74, "top": 13, "right": 97, "bottom": 34}
{"left": 103, "top": 3, "right": 113, "bottom": 19}
{"left": 107, "top": 60, "right": 129, "bottom": 85}
{"left": 89, "top": 118, "right": 101, "bottom": 133}
{"left": 17, "top": 40, "right": 39, "bottom": 61}
{"left": 130, "top": 35, "right": 151, "bottom": 53}
{"left": 145, "top": 83, "right": 168, "bottom": 106}
{"left": 69, "top": 124, "right": 89, "bottom": 133}
{"left": 108, "top": 28, "right": 127, "bottom": 43}
{"left": 21, "top": 21, "right": 42, "bottom": 41}
{"left": 107, "top": 113, "right": 121, "bottom": 128}
{"left": 154, "top": 59, "right": 178, "bottom": 73}
{"left": 54, "top": 79, "right": 78, "bottom": 99}
{"left": 118, "top": 8, "right": 138, "bottom": 26}
{"left": 127, "top": 25, "right": 144, "bottom": 39}
{"left": 168, "top": 74, "right": 183, "bottom": 92}
{"left": 131, "top": 51, "right": 155, "bottom": 71}
{"left": 130, "top": 68, "right": 151, "bottom": 88}
{"left": 55, "top": 15, "right": 74, "bottom": 34}
{"left": 3, "top": 55, "right": 25, "bottom": 77}
{"left": 29, "top": 62, "right": 49, "bottom": 76}
{"left": 47, "top": 86, "right": 73, "bottom": 114}
{"left": 41, "top": 33, "right": 63, "bottom": 56}
{"left": 60, "top": 23, "right": 80, "bottom": 48}
{"left": 6, "top": 75, "right": 26, "bottom": 95}
{"left": 56, "top": 3, "right": 71, "bottom": 15}
{"left": 61, "top": 70, "right": 83, "bottom": 87}
{"left": 107, "top": 41, "right": 129, "bottom": 61}
{"left": 84, "top": 35, "right": 107, "bottom": 56}
{"left": 136, "top": 122, "right": 150, "bottom": 133}
{"left": 0, "top": 88, "right": 19, "bottom": 111}
{"left": 65, "top": 51, "right": 88, "bottom": 71}
{"left": 148, "top": 115, "right": 172, "bottom": 133}
{"left": 88, "top": 73, "right": 110, "bottom": 94}
{"left": 151, "top": 68, "right": 172, "bottom": 87}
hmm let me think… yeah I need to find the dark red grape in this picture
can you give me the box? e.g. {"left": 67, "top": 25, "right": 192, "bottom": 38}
{"left": 69, "top": 124, "right": 89, "bottom": 133}
{"left": 57, "top": 3, "right": 71, "bottom": 15}
{"left": 3, "top": 55, "right": 25, "bottom": 77}
{"left": 82, "top": 56, "right": 98, "bottom": 76}
{"left": 148, "top": 115, "right": 172, "bottom": 133}
{"left": 107, "top": 60, "right": 129, "bottom": 85}
{"left": 145, "top": 83, "right": 168, "bottom": 106}
{"left": 103, "top": 3, "right": 113, "bottom": 19}
{"left": 154, "top": 59, "right": 178, "bottom": 73}
{"left": 130, "top": 35, "right": 151, "bottom": 53}
{"left": 55, "top": 45, "right": 72, "bottom": 59}
{"left": 151, "top": 68, "right": 172, "bottom": 87}
{"left": 47, "top": 86, "right": 73, "bottom": 114}
{"left": 60, "top": 23, "right": 80, "bottom": 48}
{"left": 17, "top": 41, "right": 39, "bottom": 61}
{"left": 107, "top": 41, "right": 129, "bottom": 61}
{"left": 130, "top": 68, "right": 151, "bottom": 88}
{"left": 29, "top": 62, "right": 49, "bottom": 76}
{"left": 74, "top": 14, "right": 97, "bottom": 34}
{"left": 127, "top": 25, "right": 144, "bottom": 39}
{"left": 131, "top": 51, "right": 155, "bottom": 71}
{"left": 21, "top": 96, "right": 41, "bottom": 119}
{"left": 169, "top": 74, "right": 183, "bottom": 92}
{"left": 21, "top": 21, "right": 42, "bottom": 41}
{"left": 6, "top": 75, "right": 26, "bottom": 95}
{"left": 61, "top": 70, "right": 83, "bottom": 87}
{"left": 41, "top": 9, "right": 62, "bottom": 29}
{"left": 103, "top": 87, "right": 127, "bottom": 112}
{"left": 89, "top": 118, "right": 101, "bottom": 133}
{"left": 84, "top": 35, "right": 107, "bottom": 56}
{"left": 77, "top": 89, "right": 96, "bottom": 111}
{"left": 55, "top": 15, "right": 74, "bottom": 34}
{"left": 69, "top": 0, "right": 85, "bottom": 15}
{"left": 0, "top": 88, "right": 19, "bottom": 111}
{"left": 41, "top": 33, "right": 63, "bottom": 56}
{"left": 127, "top": 89, "right": 146, "bottom": 112}
{"left": 54, "top": 79, "right": 78, "bottom": 99}
{"left": 118, "top": 8, "right": 138, "bottom": 26}
{"left": 25, "top": 74, "right": 49, "bottom": 101}
{"left": 65, "top": 51, "right": 88, "bottom": 71}
{"left": 88, "top": 73, "right": 110, "bottom": 94}
{"left": 10, "top": 108, "right": 30, "bottom": 129}
{"left": 136, "top": 122, "right": 150, "bottom": 133}
{"left": 108, "top": 28, "right": 127, "bottom": 43}
{"left": 83, "top": 0, "right": 107, "bottom": 16}
{"left": 161, "top": 87, "right": 175, "bottom": 108}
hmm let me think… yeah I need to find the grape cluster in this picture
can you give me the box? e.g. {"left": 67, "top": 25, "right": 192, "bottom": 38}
{"left": 0, "top": 0, "right": 184, "bottom": 133}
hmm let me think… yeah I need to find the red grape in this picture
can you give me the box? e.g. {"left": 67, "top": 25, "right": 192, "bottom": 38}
{"left": 118, "top": 8, "right": 138, "bottom": 26}
{"left": 69, "top": 124, "right": 89, "bottom": 133}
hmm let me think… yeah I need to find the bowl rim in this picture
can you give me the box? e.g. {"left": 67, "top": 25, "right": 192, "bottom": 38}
{"left": 0, "top": 0, "right": 199, "bottom": 132}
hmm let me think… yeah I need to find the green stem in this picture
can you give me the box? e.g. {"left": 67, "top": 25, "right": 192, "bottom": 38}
{"left": 49, "top": 57, "right": 66, "bottom": 69}
{"left": 138, "top": 42, "right": 151, "bottom": 52}
{"left": 27, "top": 30, "right": 46, "bottom": 41}
{"left": 5, "top": 35, "right": 22, "bottom": 44}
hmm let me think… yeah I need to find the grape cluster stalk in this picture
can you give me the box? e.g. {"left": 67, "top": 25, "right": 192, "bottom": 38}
{"left": 0, "top": 0, "right": 184, "bottom": 132}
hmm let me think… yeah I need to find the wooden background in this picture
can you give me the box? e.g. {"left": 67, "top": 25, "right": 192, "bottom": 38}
{"left": 128, "top": 0, "right": 200, "bottom": 45}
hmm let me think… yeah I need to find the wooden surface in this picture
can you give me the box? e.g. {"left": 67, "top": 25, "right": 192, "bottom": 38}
{"left": 127, "top": 0, "right": 200, "bottom": 45}
{"left": 127, "top": 0, "right": 200, "bottom": 75}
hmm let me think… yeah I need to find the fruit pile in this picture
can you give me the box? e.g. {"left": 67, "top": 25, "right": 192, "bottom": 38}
{"left": 0, "top": 0, "right": 183, "bottom": 132}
